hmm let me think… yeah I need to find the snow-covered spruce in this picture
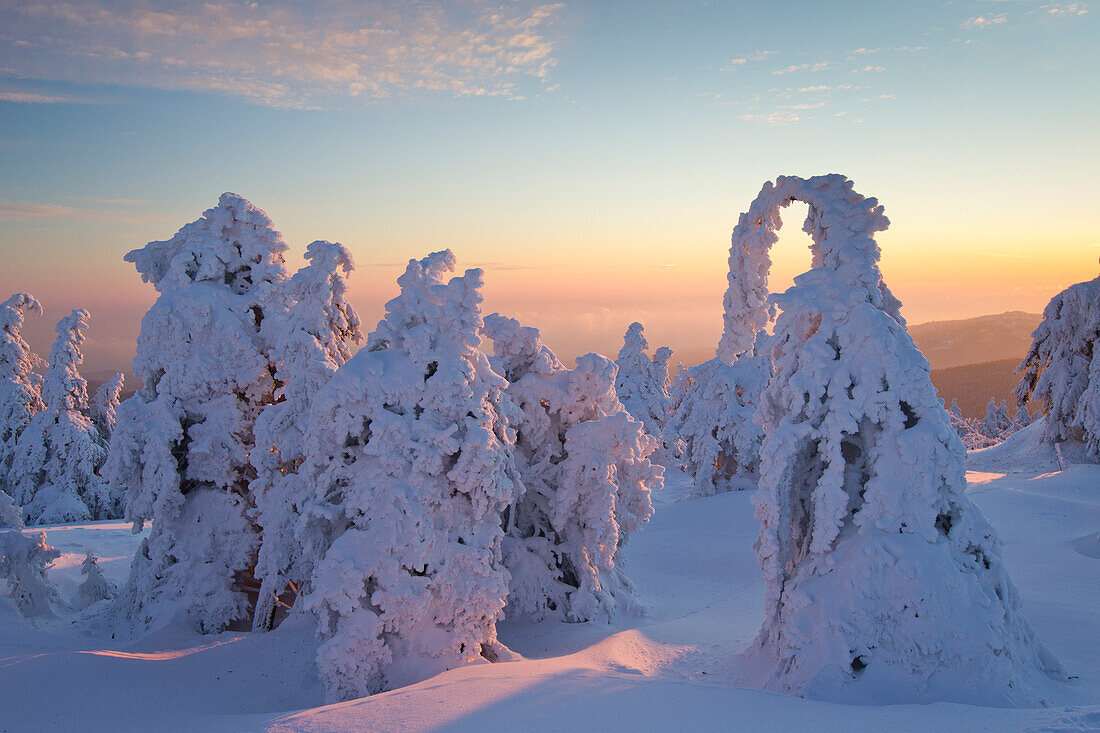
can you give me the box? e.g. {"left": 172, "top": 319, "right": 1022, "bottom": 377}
{"left": 0, "top": 293, "right": 45, "bottom": 500}
{"left": 981, "top": 398, "right": 1013, "bottom": 442}
{"left": 90, "top": 372, "right": 125, "bottom": 437}
{"left": 295, "top": 251, "right": 522, "bottom": 702}
{"left": 105, "top": 193, "right": 289, "bottom": 634}
{"left": 484, "top": 314, "right": 658, "bottom": 622}
{"left": 1016, "top": 267, "right": 1100, "bottom": 460}
{"left": 251, "top": 240, "right": 362, "bottom": 632}
{"left": 75, "top": 551, "right": 117, "bottom": 609}
{"left": 0, "top": 488, "right": 60, "bottom": 618}
{"left": 747, "top": 174, "right": 1061, "bottom": 706}
{"left": 615, "top": 322, "right": 674, "bottom": 433}
{"left": 11, "top": 309, "right": 116, "bottom": 525}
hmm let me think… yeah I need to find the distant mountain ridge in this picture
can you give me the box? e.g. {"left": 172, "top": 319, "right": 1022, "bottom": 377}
{"left": 908, "top": 311, "right": 1041, "bottom": 370}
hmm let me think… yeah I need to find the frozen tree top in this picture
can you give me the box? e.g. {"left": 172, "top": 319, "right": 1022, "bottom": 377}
{"left": 1, "top": 292, "right": 44, "bottom": 377}
{"left": 124, "top": 193, "right": 288, "bottom": 293}
{"left": 41, "top": 309, "right": 90, "bottom": 413}
{"left": 718, "top": 174, "right": 901, "bottom": 364}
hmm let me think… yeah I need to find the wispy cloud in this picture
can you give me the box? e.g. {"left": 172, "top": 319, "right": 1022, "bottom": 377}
{"left": 963, "top": 13, "right": 1009, "bottom": 28}
{"left": 0, "top": 202, "right": 76, "bottom": 219}
{"left": 1041, "top": 2, "right": 1089, "bottom": 16}
{"left": 723, "top": 50, "right": 776, "bottom": 69}
{"left": 0, "top": 1, "right": 564, "bottom": 109}
{"left": 0, "top": 90, "right": 90, "bottom": 104}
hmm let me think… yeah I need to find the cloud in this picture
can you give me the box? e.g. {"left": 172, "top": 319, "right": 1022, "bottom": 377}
{"left": 0, "top": 202, "right": 76, "bottom": 219}
{"left": 0, "top": 1, "right": 564, "bottom": 109}
{"left": 963, "top": 13, "right": 1009, "bottom": 28}
{"left": 0, "top": 90, "right": 89, "bottom": 103}
{"left": 723, "top": 50, "right": 776, "bottom": 69}
{"left": 1041, "top": 2, "right": 1089, "bottom": 15}
{"left": 738, "top": 110, "right": 803, "bottom": 125}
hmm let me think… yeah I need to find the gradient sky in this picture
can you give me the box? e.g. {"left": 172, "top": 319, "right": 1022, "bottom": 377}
{"left": 1, "top": 0, "right": 1097, "bottom": 376}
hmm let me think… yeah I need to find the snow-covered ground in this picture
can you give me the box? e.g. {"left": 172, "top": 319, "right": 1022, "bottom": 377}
{"left": 2, "top": 428, "right": 1098, "bottom": 732}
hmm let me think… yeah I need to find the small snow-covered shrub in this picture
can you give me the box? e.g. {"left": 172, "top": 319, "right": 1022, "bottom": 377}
{"left": 747, "top": 174, "right": 1060, "bottom": 706}
{"left": 11, "top": 310, "right": 116, "bottom": 525}
{"left": 106, "top": 193, "right": 289, "bottom": 634}
{"left": 251, "top": 240, "right": 362, "bottom": 632}
{"left": 0, "top": 293, "right": 45, "bottom": 499}
{"left": 1016, "top": 269, "right": 1100, "bottom": 459}
{"left": 296, "top": 251, "right": 522, "bottom": 701}
{"left": 75, "top": 551, "right": 117, "bottom": 609}
{"left": 485, "top": 314, "right": 658, "bottom": 622}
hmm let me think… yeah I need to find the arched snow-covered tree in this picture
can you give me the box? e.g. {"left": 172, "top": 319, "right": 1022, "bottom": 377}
{"left": 0, "top": 293, "right": 45, "bottom": 499}
{"left": 11, "top": 309, "right": 116, "bottom": 525}
{"left": 251, "top": 240, "right": 362, "bottom": 632}
{"left": 747, "top": 174, "right": 1060, "bottom": 706}
{"left": 105, "top": 193, "right": 289, "bottom": 634}
{"left": 75, "top": 551, "right": 117, "bottom": 609}
{"left": 485, "top": 314, "right": 658, "bottom": 622}
{"left": 1016, "top": 268, "right": 1100, "bottom": 460}
{"left": 295, "top": 251, "right": 522, "bottom": 702}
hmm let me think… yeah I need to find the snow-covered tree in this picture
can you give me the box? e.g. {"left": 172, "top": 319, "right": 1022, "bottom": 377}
{"left": 105, "top": 193, "right": 289, "bottom": 633}
{"left": 1016, "top": 269, "right": 1100, "bottom": 460}
{"left": 484, "top": 314, "right": 658, "bottom": 623}
{"left": 615, "top": 322, "right": 674, "bottom": 431}
{"left": 75, "top": 551, "right": 117, "bottom": 609}
{"left": 1011, "top": 404, "right": 1033, "bottom": 433}
{"left": 90, "top": 372, "right": 125, "bottom": 436}
{"left": 11, "top": 310, "right": 116, "bottom": 525}
{"left": 294, "top": 251, "right": 522, "bottom": 701}
{"left": 981, "top": 398, "right": 1012, "bottom": 441}
{"left": 0, "top": 488, "right": 60, "bottom": 617}
{"left": 0, "top": 293, "right": 45, "bottom": 499}
{"left": 251, "top": 240, "right": 362, "bottom": 632}
{"left": 748, "top": 175, "right": 1060, "bottom": 705}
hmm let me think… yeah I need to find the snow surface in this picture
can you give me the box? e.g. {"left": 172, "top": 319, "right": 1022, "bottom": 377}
{"left": 1, "top": 452, "right": 1098, "bottom": 732}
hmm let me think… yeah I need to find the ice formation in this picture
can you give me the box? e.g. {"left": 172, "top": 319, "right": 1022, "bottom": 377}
{"left": 745, "top": 174, "right": 1060, "bottom": 706}
{"left": 485, "top": 314, "right": 658, "bottom": 622}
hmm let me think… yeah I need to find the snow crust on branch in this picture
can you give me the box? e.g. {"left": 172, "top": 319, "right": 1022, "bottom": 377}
{"left": 747, "top": 174, "right": 1060, "bottom": 706}
{"left": 1016, "top": 270, "right": 1100, "bottom": 460}
{"left": 12, "top": 309, "right": 116, "bottom": 524}
{"left": 485, "top": 314, "right": 658, "bottom": 622}
{"left": 107, "top": 193, "right": 289, "bottom": 634}
{"left": 251, "top": 240, "right": 362, "bottom": 632}
{"left": 294, "top": 250, "right": 522, "bottom": 701}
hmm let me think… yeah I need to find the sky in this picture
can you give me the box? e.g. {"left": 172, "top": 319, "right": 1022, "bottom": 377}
{"left": 0, "top": 0, "right": 1097, "bottom": 376}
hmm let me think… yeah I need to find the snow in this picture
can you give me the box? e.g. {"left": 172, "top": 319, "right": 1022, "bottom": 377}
{"left": 1, "top": 451, "right": 1098, "bottom": 731}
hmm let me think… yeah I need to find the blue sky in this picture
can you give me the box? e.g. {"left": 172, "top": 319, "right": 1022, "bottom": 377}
{"left": 0, "top": 0, "right": 1097, "bottom": 374}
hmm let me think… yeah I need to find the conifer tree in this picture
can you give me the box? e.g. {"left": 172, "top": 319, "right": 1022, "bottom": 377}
{"left": 105, "top": 193, "right": 288, "bottom": 633}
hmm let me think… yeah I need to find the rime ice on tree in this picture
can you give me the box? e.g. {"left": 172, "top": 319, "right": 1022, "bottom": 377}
{"left": 1016, "top": 267, "right": 1100, "bottom": 460}
{"left": 251, "top": 240, "right": 362, "bottom": 632}
{"left": 615, "top": 322, "right": 674, "bottom": 432}
{"left": 745, "top": 175, "right": 1060, "bottom": 706}
{"left": 485, "top": 314, "right": 658, "bottom": 622}
{"left": 295, "top": 251, "right": 522, "bottom": 701}
{"left": 11, "top": 309, "right": 116, "bottom": 525}
{"left": 0, "top": 293, "right": 45, "bottom": 500}
{"left": 105, "top": 193, "right": 289, "bottom": 634}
